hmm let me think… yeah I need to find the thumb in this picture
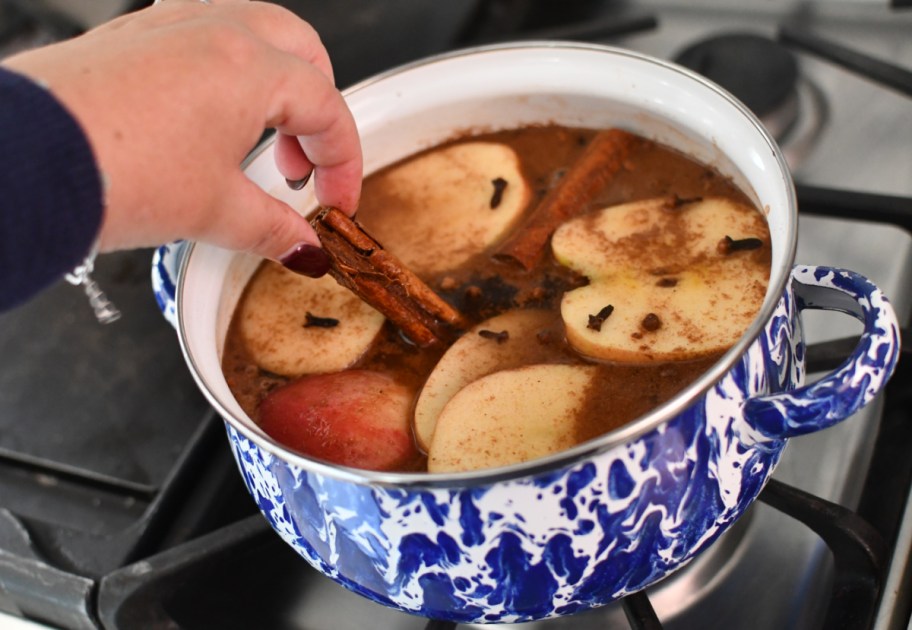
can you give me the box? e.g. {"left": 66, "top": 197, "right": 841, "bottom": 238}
{"left": 211, "top": 173, "right": 331, "bottom": 278}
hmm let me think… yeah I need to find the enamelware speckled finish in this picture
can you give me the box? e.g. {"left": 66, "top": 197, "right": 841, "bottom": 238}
{"left": 152, "top": 44, "right": 900, "bottom": 622}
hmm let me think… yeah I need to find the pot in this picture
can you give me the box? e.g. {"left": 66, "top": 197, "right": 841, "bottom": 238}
{"left": 152, "top": 43, "right": 899, "bottom": 623}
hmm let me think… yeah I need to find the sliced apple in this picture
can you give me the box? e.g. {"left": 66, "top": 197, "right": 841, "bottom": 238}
{"left": 237, "top": 262, "right": 385, "bottom": 377}
{"left": 413, "top": 308, "right": 558, "bottom": 451}
{"left": 551, "top": 196, "right": 769, "bottom": 362}
{"left": 427, "top": 364, "right": 599, "bottom": 473}
{"left": 357, "top": 141, "right": 531, "bottom": 276}
{"left": 259, "top": 370, "right": 419, "bottom": 471}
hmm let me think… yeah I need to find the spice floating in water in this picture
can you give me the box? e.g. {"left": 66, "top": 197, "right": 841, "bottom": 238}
{"left": 303, "top": 312, "right": 340, "bottom": 328}
{"left": 478, "top": 329, "right": 510, "bottom": 344}
{"left": 656, "top": 277, "right": 678, "bottom": 288}
{"left": 222, "top": 124, "right": 772, "bottom": 474}
{"left": 641, "top": 313, "right": 662, "bottom": 332}
{"left": 719, "top": 235, "right": 764, "bottom": 254}
{"left": 490, "top": 177, "right": 508, "bottom": 209}
{"left": 668, "top": 194, "right": 703, "bottom": 209}
{"left": 587, "top": 304, "right": 615, "bottom": 331}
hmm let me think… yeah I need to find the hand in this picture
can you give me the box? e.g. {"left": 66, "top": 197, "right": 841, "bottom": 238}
{"left": 2, "top": 0, "right": 362, "bottom": 271}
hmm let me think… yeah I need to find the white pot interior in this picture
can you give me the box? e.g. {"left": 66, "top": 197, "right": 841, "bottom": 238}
{"left": 177, "top": 43, "right": 796, "bottom": 466}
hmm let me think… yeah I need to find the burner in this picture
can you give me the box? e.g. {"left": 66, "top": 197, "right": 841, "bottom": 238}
{"left": 674, "top": 32, "right": 798, "bottom": 119}
{"left": 674, "top": 32, "right": 826, "bottom": 168}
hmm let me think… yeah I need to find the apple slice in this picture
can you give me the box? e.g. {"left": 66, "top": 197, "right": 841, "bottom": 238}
{"left": 413, "top": 308, "right": 558, "bottom": 451}
{"left": 357, "top": 141, "right": 531, "bottom": 276}
{"left": 237, "top": 262, "right": 385, "bottom": 377}
{"left": 551, "top": 196, "right": 769, "bottom": 362}
{"left": 427, "top": 364, "right": 599, "bottom": 473}
{"left": 259, "top": 370, "right": 419, "bottom": 471}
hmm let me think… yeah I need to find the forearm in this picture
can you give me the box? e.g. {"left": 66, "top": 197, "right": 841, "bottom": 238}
{"left": 1, "top": 1, "right": 363, "bottom": 303}
{"left": 0, "top": 66, "right": 104, "bottom": 311}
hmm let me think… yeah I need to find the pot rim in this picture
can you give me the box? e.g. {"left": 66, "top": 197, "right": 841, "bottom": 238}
{"left": 176, "top": 40, "right": 798, "bottom": 488}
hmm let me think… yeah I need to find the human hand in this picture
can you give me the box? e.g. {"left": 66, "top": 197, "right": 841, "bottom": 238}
{"left": 2, "top": 0, "right": 362, "bottom": 275}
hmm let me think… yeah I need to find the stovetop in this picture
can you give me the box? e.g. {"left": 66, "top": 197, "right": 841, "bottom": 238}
{"left": 0, "top": 1, "right": 910, "bottom": 629}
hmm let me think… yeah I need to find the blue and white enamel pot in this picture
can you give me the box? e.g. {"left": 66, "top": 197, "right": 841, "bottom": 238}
{"left": 153, "top": 43, "right": 900, "bottom": 623}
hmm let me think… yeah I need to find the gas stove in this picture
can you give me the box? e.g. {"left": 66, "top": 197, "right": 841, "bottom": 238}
{"left": 0, "top": 1, "right": 910, "bottom": 629}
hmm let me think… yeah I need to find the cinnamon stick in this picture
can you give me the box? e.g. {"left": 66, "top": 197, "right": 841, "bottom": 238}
{"left": 494, "top": 128, "right": 636, "bottom": 270}
{"left": 312, "top": 207, "right": 466, "bottom": 347}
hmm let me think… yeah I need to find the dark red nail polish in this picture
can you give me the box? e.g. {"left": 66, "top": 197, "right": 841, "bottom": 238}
{"left": 286, "top": 172, "right": 312, "bottom": 190}
{"left": 281, "top": 244, "right": 331, "bottom": 278}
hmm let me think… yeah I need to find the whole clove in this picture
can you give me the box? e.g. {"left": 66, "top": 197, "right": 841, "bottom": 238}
{"left": 478, "top": 329, "right": 510, "bottom": 344}
{"left": 719, "top": 235, "right": 763, "bottom": 254}
{"left": 304, "top": 312, "right": 340, "bottom": 328}
{"left": 587, "top": 304, "right": 615, "bottom": 331}
{"left": 641, "top": 313, "right": 662, "bottom": 332}
{"left": 490, "top": 177, "right": 508, "bottom": 209}
{"left": 668, "top": 195, "right": 703, "bottom": 209}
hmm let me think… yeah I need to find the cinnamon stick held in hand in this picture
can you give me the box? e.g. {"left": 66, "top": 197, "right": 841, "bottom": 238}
{"left": 312, "top": 207, "right": 467, "bottom": 348}
{"left": 494, "top": 128, "right": 636, "bottom": 270}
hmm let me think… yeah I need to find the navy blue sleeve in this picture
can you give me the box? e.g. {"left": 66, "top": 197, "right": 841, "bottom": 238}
{"left": 0, "top": 66, "right": 104, "bottom": 311}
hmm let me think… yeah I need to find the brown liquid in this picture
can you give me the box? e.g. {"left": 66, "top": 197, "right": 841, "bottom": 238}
{"left": 222, "top": 125, "right": 768, "bottom": 470}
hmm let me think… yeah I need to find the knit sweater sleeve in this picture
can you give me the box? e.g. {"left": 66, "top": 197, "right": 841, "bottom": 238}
{"left": 0, "top": 66, "right": 104, "bottom": 311}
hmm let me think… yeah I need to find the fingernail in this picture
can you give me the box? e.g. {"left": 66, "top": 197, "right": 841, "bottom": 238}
{"left": 280, "top": 243, "right": 331, "bottom": 278}
{"left": 285, "top": 172, "right": 312, "bottom": 190}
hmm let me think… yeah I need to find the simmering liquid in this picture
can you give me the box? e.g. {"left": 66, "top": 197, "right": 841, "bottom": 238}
{"left": 222, "top": 125, "right": 770, "bottom": 472}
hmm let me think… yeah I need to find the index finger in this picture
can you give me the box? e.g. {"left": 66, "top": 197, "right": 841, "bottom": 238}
{"left": 264, "top": 54, "right": 362, "bottom": 214}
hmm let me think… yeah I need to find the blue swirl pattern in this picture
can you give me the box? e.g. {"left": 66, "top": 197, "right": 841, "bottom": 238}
{"left": 744, "top": 266, "right": 900, "bottom": 439}
{"left": 152, "top": 244, "right": 898, "bottom": 622}
{"left": 151, "top": 241, "right": 188, "bottom": 329}
{"left": 224, "top": 339, "right": 789, "bottom": 622}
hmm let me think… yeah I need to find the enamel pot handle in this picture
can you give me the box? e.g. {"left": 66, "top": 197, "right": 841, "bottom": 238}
{"left": 743, "top": 265, "right": 900, "bottom": 440}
